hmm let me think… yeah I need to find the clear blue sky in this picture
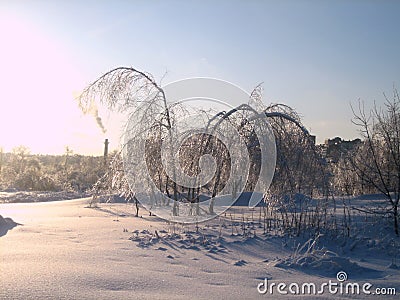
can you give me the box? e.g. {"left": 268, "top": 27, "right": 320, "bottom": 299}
{"left": 1, "top": 0, "right": 399, "bottom": 154}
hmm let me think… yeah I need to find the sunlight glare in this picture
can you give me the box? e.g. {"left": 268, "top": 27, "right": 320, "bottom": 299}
{"left": 0, "top": 13, "right": 105, "bottom": 154}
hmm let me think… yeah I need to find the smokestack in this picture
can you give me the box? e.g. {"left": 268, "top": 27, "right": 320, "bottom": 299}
{"left": 104, "top": 139, "right": 109, "bottom": 165}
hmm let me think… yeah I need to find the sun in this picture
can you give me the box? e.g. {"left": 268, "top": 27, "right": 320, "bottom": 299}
{"left": 0, "top": 13, "right": 107, "bottom": 155}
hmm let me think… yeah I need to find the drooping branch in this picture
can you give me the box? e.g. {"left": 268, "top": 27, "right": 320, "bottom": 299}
{"left": 77, "top": 66, "right": 166, "bottom": 114}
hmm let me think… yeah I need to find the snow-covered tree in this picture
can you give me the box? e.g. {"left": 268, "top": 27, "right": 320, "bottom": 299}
{"left": 78, "top": 67, "right": 331, "bottom": 227}
{"left": 350, "top": 89, "right": 400, "bottom": 235}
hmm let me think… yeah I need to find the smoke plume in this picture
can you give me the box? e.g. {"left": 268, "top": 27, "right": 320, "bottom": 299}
{"left": 75, "top": 92, "right": 107, "bottom": 134}
{"left": 93, "top": 107, "right": 107, "bottom": 134}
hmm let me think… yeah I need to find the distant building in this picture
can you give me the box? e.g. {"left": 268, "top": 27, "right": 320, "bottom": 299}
{"left": 308, "top": 135, "right": 316, "bottom": 145}
{"left": 321, "top": 137, "right": 361, "bottom": 163}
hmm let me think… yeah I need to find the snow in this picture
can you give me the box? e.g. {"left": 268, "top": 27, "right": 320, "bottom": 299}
{"left": 0, "top": 191, "right": 89, "bottom": 204}
{"left": 0, "top": 195, "right": 399, "bottom": 299}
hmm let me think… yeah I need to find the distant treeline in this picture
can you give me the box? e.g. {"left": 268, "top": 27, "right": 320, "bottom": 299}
{"left": 0, "top": 146, "right": 108, "bottom": 192}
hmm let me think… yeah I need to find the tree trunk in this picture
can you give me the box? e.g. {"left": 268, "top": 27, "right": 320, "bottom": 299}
{"left": 394, "top": 204, "right": 399, "bottom": 236}
{"left": 135, "top": 197, "right": 139, "bottom": 217}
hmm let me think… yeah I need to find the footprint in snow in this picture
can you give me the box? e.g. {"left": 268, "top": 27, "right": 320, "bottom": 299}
{"left": 234, "top": 260, "right": 247, "bottom": 266}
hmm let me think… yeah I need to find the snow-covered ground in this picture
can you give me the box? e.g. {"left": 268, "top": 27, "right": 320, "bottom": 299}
{"left": 0, "top": 196, "right": 399, "bottom": 299}
{"left": 0, "top": 190, "right": 89, "bottom": 204}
